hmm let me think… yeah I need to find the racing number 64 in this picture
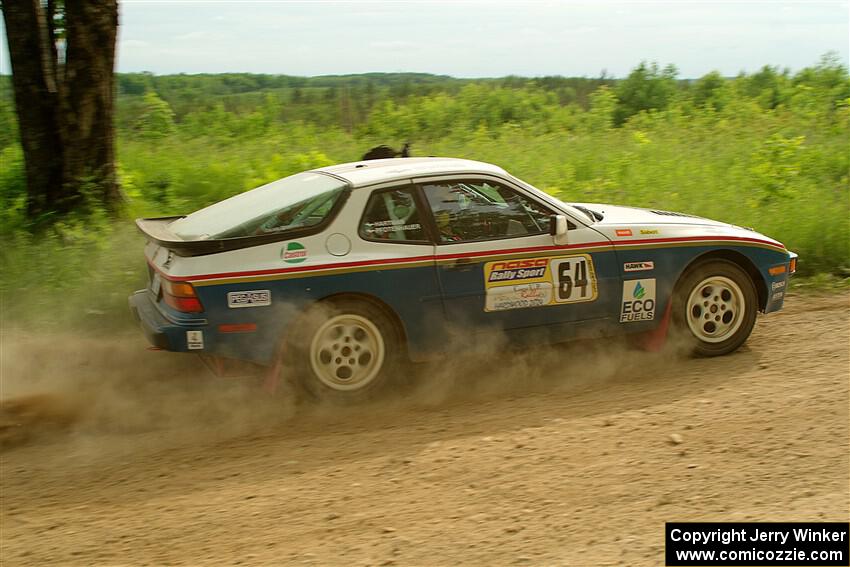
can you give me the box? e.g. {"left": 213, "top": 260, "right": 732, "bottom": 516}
{"left": 553, "top": 256, "right": 596, "bottom": 303}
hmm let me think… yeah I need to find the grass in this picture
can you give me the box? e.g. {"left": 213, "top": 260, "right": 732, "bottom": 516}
{"left": 1, "top": 70, "right": 848, "bottom": 331}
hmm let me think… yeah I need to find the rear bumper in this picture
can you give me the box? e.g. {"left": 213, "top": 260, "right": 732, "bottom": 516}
{"left": 128, "top": 290, "right": 172, "bottom": 349}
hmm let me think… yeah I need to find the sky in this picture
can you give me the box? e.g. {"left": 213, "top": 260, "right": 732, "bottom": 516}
{"left": 1, "top": 1, "right": 848, "bottom": 78}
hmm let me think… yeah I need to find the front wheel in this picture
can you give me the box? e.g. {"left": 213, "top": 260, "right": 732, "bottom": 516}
{"left": 288, "top": 299, "right": 402, "bottom": 403}
{"left": 672, "top": 260, "right": 758, "bottom": 356}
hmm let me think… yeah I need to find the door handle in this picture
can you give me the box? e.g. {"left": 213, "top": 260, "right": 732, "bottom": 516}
{"left": 446, "top": 258, "right": 475, "bottom": 271}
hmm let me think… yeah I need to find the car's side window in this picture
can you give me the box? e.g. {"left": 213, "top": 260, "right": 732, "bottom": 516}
{"left": 359, "top": 186, "right": 428, "bottom": 243}
{"left": 421, "top": 180, "right": 554, "bottom": 243}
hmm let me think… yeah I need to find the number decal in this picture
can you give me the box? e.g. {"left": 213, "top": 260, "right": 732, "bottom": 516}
{"left": 551, "top": 255, "right": 597, "bottom": 304}
{"left": 483, "top": 254, "right": 597, "bottom": 311}
{"left": 557, "top": 261, "right": 573, "bottom": 300}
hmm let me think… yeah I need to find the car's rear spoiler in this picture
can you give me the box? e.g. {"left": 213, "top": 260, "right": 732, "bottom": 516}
{"left": 135, "top": 217, "right": 325, "bottom": 257}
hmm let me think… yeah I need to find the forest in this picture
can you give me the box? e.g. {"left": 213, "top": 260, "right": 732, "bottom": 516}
{"left": 0, "top": 55, "right": 848, "bottom": 328}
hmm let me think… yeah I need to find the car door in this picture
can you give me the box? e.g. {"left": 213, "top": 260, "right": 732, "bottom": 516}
{"left": 352, "top": 182, "right": 443, "bottom": 359}
{"left": 415, "top": 175, "right": 618, "bottom": 342}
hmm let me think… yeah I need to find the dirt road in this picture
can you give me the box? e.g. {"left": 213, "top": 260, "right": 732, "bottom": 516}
{"left": 1, "top": 292, "right": 848, "bottom": 566}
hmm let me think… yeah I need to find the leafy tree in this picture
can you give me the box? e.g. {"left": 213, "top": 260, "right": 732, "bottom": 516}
{"left": 693, "top": 71, "right": 728, "bottom": 111}
{"left": 136, "top": 91, "right": 176, "bottom": 138}
{"left": 740, "top": 65, "right": 791, "bottom": 109}
{"left": 613, "top": 62, "right": 679, "bottom": 126}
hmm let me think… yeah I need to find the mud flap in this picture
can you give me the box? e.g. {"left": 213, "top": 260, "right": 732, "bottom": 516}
{"left": 262, "top": 357, "right": 283, "bottom": 395}
{"left": 634, "top": 299, "right": 672, "bottom": 352}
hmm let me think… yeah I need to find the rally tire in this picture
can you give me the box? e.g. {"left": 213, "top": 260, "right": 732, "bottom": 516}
{"left": 672, "top": 259, "right": 758, "bottom": 357}
{"left": 287, "top": 298, "right": 403, "bottom": 404}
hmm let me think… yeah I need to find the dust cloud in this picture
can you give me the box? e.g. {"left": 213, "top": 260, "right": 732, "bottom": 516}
{"left": 1, "top": 319, "right": 690, "bottom": 455}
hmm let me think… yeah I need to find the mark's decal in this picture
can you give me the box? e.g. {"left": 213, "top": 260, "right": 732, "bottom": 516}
{"left": 484, "top": 254, "right": 598, "bottom": 312}
{"left": 620, "top": 279, "right": 656, "bottom": 322}
{"left": 283, "top": 242, "right": 307, "bottom": 264}
{"left": 640, "top": 229, "right": 659, "bottom": 235}
{"left": 615, "top": 229, "right": 633, "bottom": 237}
{"left": 186, "top": 330, "right": 204, "bottom": 350}
{"left": 227, "top": 290, "right": 271, "bottom": 308}
{"left": 624, "top": 261, "right": 655, "bottom": 272}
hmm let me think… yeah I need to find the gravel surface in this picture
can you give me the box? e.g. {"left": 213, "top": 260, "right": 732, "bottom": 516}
{"left": 1, "top": 292, "right": 848, "bottom": 566}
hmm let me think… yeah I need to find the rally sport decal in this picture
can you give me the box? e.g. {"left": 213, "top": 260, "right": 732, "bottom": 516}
{"left": 483, "top": 255, "right": 598, "bottom": 312}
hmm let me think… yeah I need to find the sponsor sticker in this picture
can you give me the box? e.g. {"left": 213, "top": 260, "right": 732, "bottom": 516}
{"left": 624, "top": 261, "right": 655, "bottom": 272}
{"left": 364, "top": 219, "right": 423, "bottom": 236}
{"left": 227, "top": 290, "right": 271, "bottom": 308}
{"left": 486, "top": 282, "right": 554, "bottom": 312}
{"left": 483, "top": 254, "right": 598, "bottom": 312}
{"left": 186, "top": 330, "right": 204, "bottom": 350}
{"left": 282, "top": 242, "right": 307, "bottom": 264}
{"left": 640, "top": 229, "right": 659, "bottom": 235}
{"left": 772, "top": 291, "right": 785, "bottom": 301}
{"left": 771, "top": 280, "right": 786, "bottom": 291}
{"left": 615, "top": 229, "right": 633, "bottom": 237}
{"left": 620, "top": 279, "right": 656, "bottom": 322}
{"left": 487, "top": 258, "right": 549, "bottom": 283}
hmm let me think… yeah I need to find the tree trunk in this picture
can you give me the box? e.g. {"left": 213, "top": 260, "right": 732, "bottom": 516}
{"left": 2, "top": 0, "right": 65, "bottom": 218}
{"left": 60, "top": 0, "right": 120, "bottom": 209}
{"left": 2, "top": 0, "right": 121, "bottom": 219}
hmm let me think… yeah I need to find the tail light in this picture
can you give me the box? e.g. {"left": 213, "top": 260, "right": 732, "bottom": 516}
{"left": 162, "top": 279, "right": 204, "bottom": 313}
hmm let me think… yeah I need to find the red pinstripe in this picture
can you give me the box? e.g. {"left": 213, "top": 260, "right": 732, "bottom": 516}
{"left": 149, "top": 235, "right": 785, "bottom": 283}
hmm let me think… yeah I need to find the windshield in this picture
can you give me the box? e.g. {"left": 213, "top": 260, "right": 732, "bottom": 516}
{"left": 169, "top": 172, "right": 347, "bottom": 240}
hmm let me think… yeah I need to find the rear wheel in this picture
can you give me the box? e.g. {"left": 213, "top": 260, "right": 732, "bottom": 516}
{"left": 672, "top": 260, "right": 758, "bottom": 356}
{"left": 289, "top": 299, "right": 402, "bottom": 403}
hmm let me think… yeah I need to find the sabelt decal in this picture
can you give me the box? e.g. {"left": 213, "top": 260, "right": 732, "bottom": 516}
{"left": 227, "top": 290, "right": 271, "bottom": 308}
{"left": 624, "top": 261, "right": 655, "bottom": 272}
{"left": 483, "top": 254, "right": 598, "bottom": 312}
{"left": 620, "top": 279, "right": 656, "bottom": 322}
{"left": 282, "top": 242, "right": 307, "bottom": 264}
{"left": 186, "top": 330, "right": 204, "bottom": 350}
{"left": 615, "top": 229, "right": 633, "bottom": 237}
{"left": 640, "top": 229, "right": 659, "bottom": 235}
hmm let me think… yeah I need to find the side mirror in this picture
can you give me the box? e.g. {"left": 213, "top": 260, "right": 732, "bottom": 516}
{"left": 551, "top": 214, "right": 569, "bottom": 245}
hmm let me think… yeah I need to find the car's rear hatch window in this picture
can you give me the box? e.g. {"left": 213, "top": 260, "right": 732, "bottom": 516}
{"left": 168, "top": 172, "right": 347, "bottom": 240}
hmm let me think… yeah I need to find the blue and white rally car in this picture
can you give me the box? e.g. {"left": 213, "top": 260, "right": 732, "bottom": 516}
{"left": 130, "top": 158, "right": 797, "bottom": 401}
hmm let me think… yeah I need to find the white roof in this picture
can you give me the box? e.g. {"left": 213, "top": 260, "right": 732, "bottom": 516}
{"left": 314, "top": 157, "right": 509, "bottom": 188}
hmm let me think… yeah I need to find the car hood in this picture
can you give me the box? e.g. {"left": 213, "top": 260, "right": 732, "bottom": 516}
{"left": 565, "top": 202, "right": 785, "bottom": 248}
{"left": 569, "top": 203, "right": 729, "bottom": 228}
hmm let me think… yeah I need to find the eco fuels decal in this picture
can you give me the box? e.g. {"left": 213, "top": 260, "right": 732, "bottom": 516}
{"left": 620, "top": 279, "right": 656, "bottom": 322}
{"left": 282, "top": 242, "right": 307, "bottom": 264}
{"left": 483, "top": 255, "right": 598, "bottom": 312}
